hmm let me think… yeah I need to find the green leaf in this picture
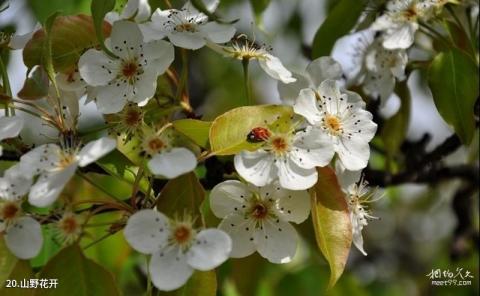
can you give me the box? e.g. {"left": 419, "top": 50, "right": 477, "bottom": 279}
{"left": 0, "top": 260, "right": 34, "bottom": 296}
{"left": 35, "top": 244, "right": 120, "bottom": 296}
{"left": 17, "top": 66, "right": 50, "bottom": 100}
{"left": 156, "top": 172, "right": 205, "bottom": 218}
{"left": 249, "top": 0, "right": 270, "bottom": 25}
{"left": 23, "top": 14, "right": 112, "bottom": 72}
{"left": 0, "top": 237, "right": 18, "bottom": 285}
{"left": 96, "top": 149, "right": 150, "bottom": 195}
{"left": 310, "top": 167, "right": 352, "bottom": 289}
{"left": 180, "top": 271, "right": 217, "bottom": 296}
{"left": 42, "top": 11, "right": 62, "bottom": 93}
{"left": 311, "top": 0, "right": 366, "bottom": 58}
{"left": 173, "top": 119, "right": 212, "bottom": 149}
{"left": 209, "top": 105, "right": 293, "bottom": 155}
{"left": 428, "top": 48, "right": 479, "bottom": 144}
{"left": 381, "top": 80, "right": 411, "bottom": 169}
{"left": 91, "top": 0, "right": 117, "bottom": 58}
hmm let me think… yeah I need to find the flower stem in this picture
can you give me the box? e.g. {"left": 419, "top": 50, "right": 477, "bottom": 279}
{"left": 0, "top": 52, "right": 13, "bottom": 116}
{"left": 145, "top": 256, "right": 153, "bottom": 296}
{"left": 176, "top": 48, "right": 193, "bottom": 114}
{"left": 242, "top": 58, "right": 252, "bottom": 105}
{"left": 130, "top": 166, "right": 144, "bottom": 209}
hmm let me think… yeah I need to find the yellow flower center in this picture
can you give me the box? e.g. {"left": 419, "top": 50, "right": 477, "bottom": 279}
{"left": 0, "top": 202, "right": 20, "bottom": 221}
{"left": 325, "top": 114, "right": 342, "bottom": 136}
{"left": 270, "top": 136, "right": 289, "bottom": 155}
{"left": 175, "top": 23, "right": 196, "bottom": 32}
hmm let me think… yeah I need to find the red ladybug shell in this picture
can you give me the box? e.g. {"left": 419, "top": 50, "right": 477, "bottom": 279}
{"left": 247, "top": 127, "right": 271, "bottom": 143}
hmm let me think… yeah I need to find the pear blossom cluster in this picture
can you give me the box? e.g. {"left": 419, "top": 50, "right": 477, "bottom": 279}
{"left": 7, "top": 0, "right": 472, "bottom": 292}
{"left": 347, "top": 0, "right": 456, "bottom": 104}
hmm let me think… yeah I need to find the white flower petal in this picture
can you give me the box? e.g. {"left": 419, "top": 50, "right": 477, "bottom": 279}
{"left": 218, "top": 214, "right": 256, "bottom": 258}
{"left": 143, "top": 40, "right": 175, "bottom": 74}
{"left": 201, "top": 22, "right": 236, "bottom": 44}
{"left": 254, "top": 219, "right": 297, "bottom": 264}
{"left": 110, "top": 21, "right": 144, "bottom": 58}
{"left": 259, "top": 54, "right": 296, "bottom": 84}
{"left": 351, "top": 213, "right": 367, "bottom": 256}
{"left": 78, "top": 49, "right": 119, "bottom": 86}
{"left": 382, "top": 23, "right": 418, "bottom": 50}
{"left": 168, "top": 32, "right": 206, "bottom": 50}
{"left": 127, "top": 70, "right": 158, "bottom": 104}
{"left": 77, "top": 137, "right": 116, "bottom": 167}
{"left": 18, "top": 144, "right": 61, "bottom": 174}
{"left": 335, "top": 161, "right": 362, "bottom": 190}
{"left": 95, "top": 83, "right": 129, "bottom": 114}
{"left": 277, "top": 72, "right": 310, "bottom": 105}
{"left": 124, "top": 209, "right": 169, "bottom": 254}
{"left": 121, "top": 0, "right": 151, "bottom": 22}
{"left": 336, "top": 137, "right": 371, "bottom": 171}
{"left": 343, "top": 109, "right": 377, "bottom": 142}
{"left": 0, "top": 164, "right": 33, "bottom": 200}
{"left": 4, "top": 217, "right": 43, "bottom": 259}
{"left": 306, "top": 57, "right": 343, "bottom": 87}
{"left": 276, "top": 188, "right": 311, "bottom": 224}
{"left": 293, "top": 88, "right": 322, "bottom": 125}
{"left": 0, "top": 116, "right": 23, "bottom": 140}
{"left": 56, "top": 72, "right": 86, "bottom": 92}
{"left": 187, "top": 229, "right": 231, "bottom": 270}
{"left": 148, "top": 148, "right": 197, "bottom": 179}
{"left": 8, "top": 23, "right": 40, "bottom": 49}
{"left": 363, "top": 72, "right": 395, "bottom": 102}
{"left": 234, "top": 151, "right": 275, "bottom": 187}
{"left": 210, "top": 180, "right": 249, "bottom": 218}
{"left": 149, "top": 248, "right": 194, "bottom": 291}
{"left": 317, "top": 79, "right": 341, "bottom": 101}
{"left": 28, "top": 164, "right": 77, "bottom": 207}
{"left": 290, "top": 128, "right": 335, "bottom": 168}
{"left": 276, "top": 158, "right": 317, "bottom": 190}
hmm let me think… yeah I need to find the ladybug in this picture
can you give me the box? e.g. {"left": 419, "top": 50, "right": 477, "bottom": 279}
{"left": 247, "top": 127, "right": 271, "bottom": 143}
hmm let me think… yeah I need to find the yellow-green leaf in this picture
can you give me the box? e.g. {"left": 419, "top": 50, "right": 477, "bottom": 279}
{"left": 209, "top": 105, "right": 293, "bottom": 155}
{"left": 173, "top": 119, "right": 212, "bottom": 149}
{"left": 156, "top": 172, "right": 205, "bottom": 218}
{"left": 180, "top": 271, "right": 217, "bottom": 296}
{"left": 428, "top": 48, "right": 479, "bottom": 144}
{"left": 310, "top": 167, "right": 352, "bottom": 289}
{"left": 23, "top": 14, "right": 112, "bottom": 72}
{"left": 17, "top": 66, "right": 49, "bottom": 100}
{"left": 34, "top": 244, "right": 120, "bottom": 296}
{"left": 96, "top": 149, "right": 150, "bottom": 195}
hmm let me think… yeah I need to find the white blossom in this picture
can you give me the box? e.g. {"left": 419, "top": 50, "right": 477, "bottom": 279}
{"left": 140, "top": 0, "right": 235, "bottom": 50}
{"left": 293, "top": 80, "right": 377, "bottom": 171}
{"left": 370, "top": 0, "right": 433, "bottom": 49}
{"left": 278, "top": 56, "right": 343, "bottom": 104}
{"left": 208, "top": 36, "right": 296, "bottom": 84}
{"left": 79, "top": 21, "right": 174, "bottom": 114}
{"left": 18, "top": 137, "right": 116, "bottom": 207}
{"left": 210, "top": 180, "right": 310, "bottom": 263}
{"left": 106, "top": 0, "right": 151, "bottom": 24}
{"left": 234, "top": 126, "right": 334, "bottom": 190}
{"left": 0, "top": 170, "right": 42, "bottom": 259}
{"left": 0, "top": 116, "right": 24, "bottom": 157}
{"left": 346, "top": 180, "right": 379, "bottom": 256}
{"left": 360, "top": 38, "right": 408, "bottom": 102}
{"left": 124, "top": 209, "right": 231, "bottom": 291}
{"left": 141, "top": 128, "right": 197, "bottom": 179}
